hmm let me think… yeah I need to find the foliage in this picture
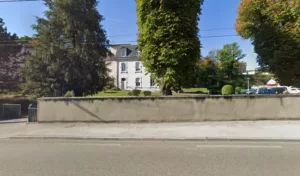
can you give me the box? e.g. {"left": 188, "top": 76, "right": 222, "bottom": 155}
{"left": 195, "top": 43, "right": 245, "bottom": 89}
{"left": 216, "top": 42, "right": 246, "bottom": 83}
{"left": 235, "top": 87, "right": 242, "bottom": 94}
{"left": 182, "top": 88, "right": 208, "bottom": 93}
{"left": 0, "top": 18, "right": 25, "bottom": 91}
{"left": 143, "top": 91, "right": 152, "bottom": 96}
{"left": 64, "top": 91, "right": 73, "bottom": 97}
{"left": 221, "top": 85, "right": 234, "bottom": 95}
{"left": 111, "top": 87, "right": 121, "bottom": 91}
{"left": 19, "top": 36, "right": 32, "bottom": 41}
{"left": 236, "top": 0, "right": 300, "bottom": 86}
{"left": 22, "top": 0, "right": 110, "bottom": 97}
{"left": 132, "top": 89, "right": 141, "bottom": 96}
{"left": 136, "top": 0, "right": 204, "bottom": 95}
{"left": 195, "top": 57, "right": 221, "bottom": 88}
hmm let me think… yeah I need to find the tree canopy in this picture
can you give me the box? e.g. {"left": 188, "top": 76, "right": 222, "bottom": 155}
{"left": 22, "top": 0, "right": 110, "bottom": 97}
{"left": 136, "top": 0, "right": 204, "bottom": 95}
{"left": 195, "top": 43, "right": 246, "bottom": 89}
{"left": 236, "top": 0, "right": 300, "bottom": 86}
{"left": 0, "top": 17, "right": 23, "bottom": 91}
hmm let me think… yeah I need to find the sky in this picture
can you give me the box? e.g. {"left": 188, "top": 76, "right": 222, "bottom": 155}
{"left": 0, "top": 0, "right": 259, "bottom": 70}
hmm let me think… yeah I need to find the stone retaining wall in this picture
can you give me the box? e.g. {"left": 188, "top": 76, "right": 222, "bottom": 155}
{"left": 37, "top": 95, "right": 300, "bottom": 122}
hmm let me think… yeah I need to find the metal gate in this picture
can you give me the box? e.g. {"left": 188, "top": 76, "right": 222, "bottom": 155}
{"left": 28, "top": 104, "right": 37, "bottom": 122}
{"left": 1, "top": 104, "right": 21, "bottom": 119}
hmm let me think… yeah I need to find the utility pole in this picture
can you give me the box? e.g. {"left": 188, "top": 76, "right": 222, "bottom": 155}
{"left": 247, "top": 77, "right": 250, "bottom": 94}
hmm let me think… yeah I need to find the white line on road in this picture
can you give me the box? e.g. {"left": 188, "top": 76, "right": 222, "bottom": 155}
{"left": 196, "top": 145, "right": 282, "bottom": 149}
{"left": 56, "top": 143, "right": 121, "bottom": 147}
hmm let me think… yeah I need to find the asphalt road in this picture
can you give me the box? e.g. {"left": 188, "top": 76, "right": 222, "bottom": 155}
{"left": 1, "top": 140, "right": 300, "bottom": 176}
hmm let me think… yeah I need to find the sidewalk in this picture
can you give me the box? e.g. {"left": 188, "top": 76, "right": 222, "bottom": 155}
{"left": 2, "top": 120, "right": 300, "bottom": 141}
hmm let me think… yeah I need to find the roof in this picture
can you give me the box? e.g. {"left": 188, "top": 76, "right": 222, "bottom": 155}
{"left": 110, "top": 44, "right": 139, "bottom": 58}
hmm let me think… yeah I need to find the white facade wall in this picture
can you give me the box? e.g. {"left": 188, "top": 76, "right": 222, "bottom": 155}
{"left": 107, "top": 44, "right": 160, "bottom": 92}
{"left": 118, "top": 60, "right": 159, "bottom": 91}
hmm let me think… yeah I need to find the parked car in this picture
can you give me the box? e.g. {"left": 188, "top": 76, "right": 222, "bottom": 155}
{"left": 271, "top": 87, "right": 288, "bottom": 94}
{"left": 288, "top": 87, "right": 299, "bottom": 94}
{"left": 256, "top": 88, "right": 276, "bottom": 94}
{"left": 240, "top": 89, "right": 256, "bottom": 94}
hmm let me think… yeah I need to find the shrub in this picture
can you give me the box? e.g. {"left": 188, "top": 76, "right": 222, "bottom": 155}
{"left": 143, "top": 91, "right": 152, "bottom": 96}
{"left": 132, "top": 89, "right": 141, "bottom": 96}
{"left": 111, "top": 87, "right": 121, "bottom": 91}
{"left": 221, "top": 85, "right": 234, "bottom": 95}
{"left": 64, "top": 91, "right": 73, "bottom": 97}
{"left": 235, "top": 87, "right": 242, "bottom": 94}
{"left": 128, "top": 91, "right": 133, "bottom": 96}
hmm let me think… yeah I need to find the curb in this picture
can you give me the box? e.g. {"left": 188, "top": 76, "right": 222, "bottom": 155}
{"left": 8, "top": 136, "right": 300, "bottom": 142}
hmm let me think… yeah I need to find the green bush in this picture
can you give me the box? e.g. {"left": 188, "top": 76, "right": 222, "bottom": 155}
{"left": 64, "top": 91, "right": 73, "bottom": 97}
{"left": 111, "top": 87, "right": 121, "bottom": 91}
{"left": 132, "top": 89, "right": 141, "bottom": 96}
{"left": 143, "top": 91, "right": 152, "bottom": 96}
{"left": 235, "top": 87, "right": 242, "bottom": 94}
{"left": 221, "top": 85, "right": 234, "bottom": 95}
{"left": 128, "top": 91, "right": 133, "bottom": 96}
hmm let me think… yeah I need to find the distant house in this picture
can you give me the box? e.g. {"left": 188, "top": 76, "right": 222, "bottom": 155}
{"left": 238, "top": 61, "right": 247, "bottom": 74}
{"left": 106, "top": 44, "right": 159, "bottom": 91}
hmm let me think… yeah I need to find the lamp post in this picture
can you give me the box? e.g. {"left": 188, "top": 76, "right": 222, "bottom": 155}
{"left": 247, "top": 78, "right": 250, "bottom": 94}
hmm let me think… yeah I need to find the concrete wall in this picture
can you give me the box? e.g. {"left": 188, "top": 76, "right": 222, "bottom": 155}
{"left": 37, "top": 95, "right": 300, "bottom": 123}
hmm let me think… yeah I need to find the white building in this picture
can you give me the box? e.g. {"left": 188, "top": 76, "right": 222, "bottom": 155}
{"left": 106, "top": 44, "right": 159, "bottom": 91}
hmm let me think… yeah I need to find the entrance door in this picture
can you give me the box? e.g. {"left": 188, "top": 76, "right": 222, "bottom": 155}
{"left": 121, "top": 78, "right": 126, "bottom": 90}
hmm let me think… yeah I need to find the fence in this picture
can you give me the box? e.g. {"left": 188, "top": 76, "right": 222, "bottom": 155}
{"left": 28, "top": 104, "right": 37, "bottom": 122}
{"left": 0, "top": 104, "right": 21, "bottom": 119}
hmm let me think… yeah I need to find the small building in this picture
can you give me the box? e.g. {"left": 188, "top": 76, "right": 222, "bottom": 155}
{"left": 106, "top": 44, "right": 159, "bottom": 91}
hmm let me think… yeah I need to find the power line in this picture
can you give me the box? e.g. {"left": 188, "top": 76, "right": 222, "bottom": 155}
{"left": 0, "top": 34, "right": 240, "bottom": 44}
{"left": 0, "top": 0, "right": 41, "bottom": 2}
{"left": 201, "top": 28, "right": 234, "bottom": 31}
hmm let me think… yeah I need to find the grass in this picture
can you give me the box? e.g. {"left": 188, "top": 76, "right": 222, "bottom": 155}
{"left": 92, "top": 88, "right": 208, "bottom": 97}
{"left": 92, "top": 90, "right": 161, "bottom": 97}
{"left": 182, "top": 88, "right": 208, "bottom": 93}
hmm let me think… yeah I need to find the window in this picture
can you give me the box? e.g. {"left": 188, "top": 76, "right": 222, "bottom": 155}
{"left": 121, "top": 63, "right": 126, "bottom": 72}
{"left": 121, "top": 48, "right": 127, "bottom": 57}
{"left": 150, "top": 77, "right": 155, "bottom": 87}
{"left": 136, "top": 78, "right": 141, "bottom": 87}
{"left": 135, "top": 62, "right": 141, "bottom": 72}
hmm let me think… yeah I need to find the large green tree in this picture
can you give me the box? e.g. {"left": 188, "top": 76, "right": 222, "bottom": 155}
{"left": 216, "top": 42, "right": 246, "bottom": 83}
{"left": 236, "top": 0, "right": 300, "bottom": 86}
{"left": 136, "top": 0, "right": 204, "bottom": 95}
{"left": 195, "top": 43, "right": 246, "bottom": 89}
{"left": 22, "top": 0, "right": 109, "bottom": 97}
{"left": 0, "top": 17, "right": 23, "bottom": 91}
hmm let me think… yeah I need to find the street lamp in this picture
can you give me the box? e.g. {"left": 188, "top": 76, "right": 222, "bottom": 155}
{"left": 247, "top": 78, "right": 250, "bottom": 94}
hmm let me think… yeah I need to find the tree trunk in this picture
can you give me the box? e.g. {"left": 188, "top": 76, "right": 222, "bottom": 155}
{"left": 161, "top": 83, "right": 172, "bottom": 96}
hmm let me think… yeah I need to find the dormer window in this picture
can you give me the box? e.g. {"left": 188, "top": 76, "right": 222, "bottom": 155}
{"left": 121, "top": 48, "right": 127, "bottom": 57}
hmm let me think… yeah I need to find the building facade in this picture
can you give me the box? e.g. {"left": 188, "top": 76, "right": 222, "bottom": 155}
{"left": 106, "top": 44, "right": 159, "bottom": 91}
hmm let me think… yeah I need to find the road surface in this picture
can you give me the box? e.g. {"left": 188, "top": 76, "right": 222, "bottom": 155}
{"left": 0, "top": 140, "right": 300, "bottom": 176}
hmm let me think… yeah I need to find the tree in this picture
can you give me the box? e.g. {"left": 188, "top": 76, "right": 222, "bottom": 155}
{"left": 207, "top": 49, "right": 218, "bottom": 62}
{"left": 216, "top": 42, "right": 246, "bottom": 83}
{"left": 136, "top": 0, "right": 204, "bottom": 95}
{"left": 236, "top": 0, "right": 300, "bottom": 86}
{"left": 195, "top": 57, "right": 220, "bottom": 88}
{"left": 22, "top": 0, "right": 110, "bottom": 97}
{"left": 19, "top": 36, "right": 33, "bottom": 41}
{"left": 0, "top": 17, "right": 23, "bottom": 91}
